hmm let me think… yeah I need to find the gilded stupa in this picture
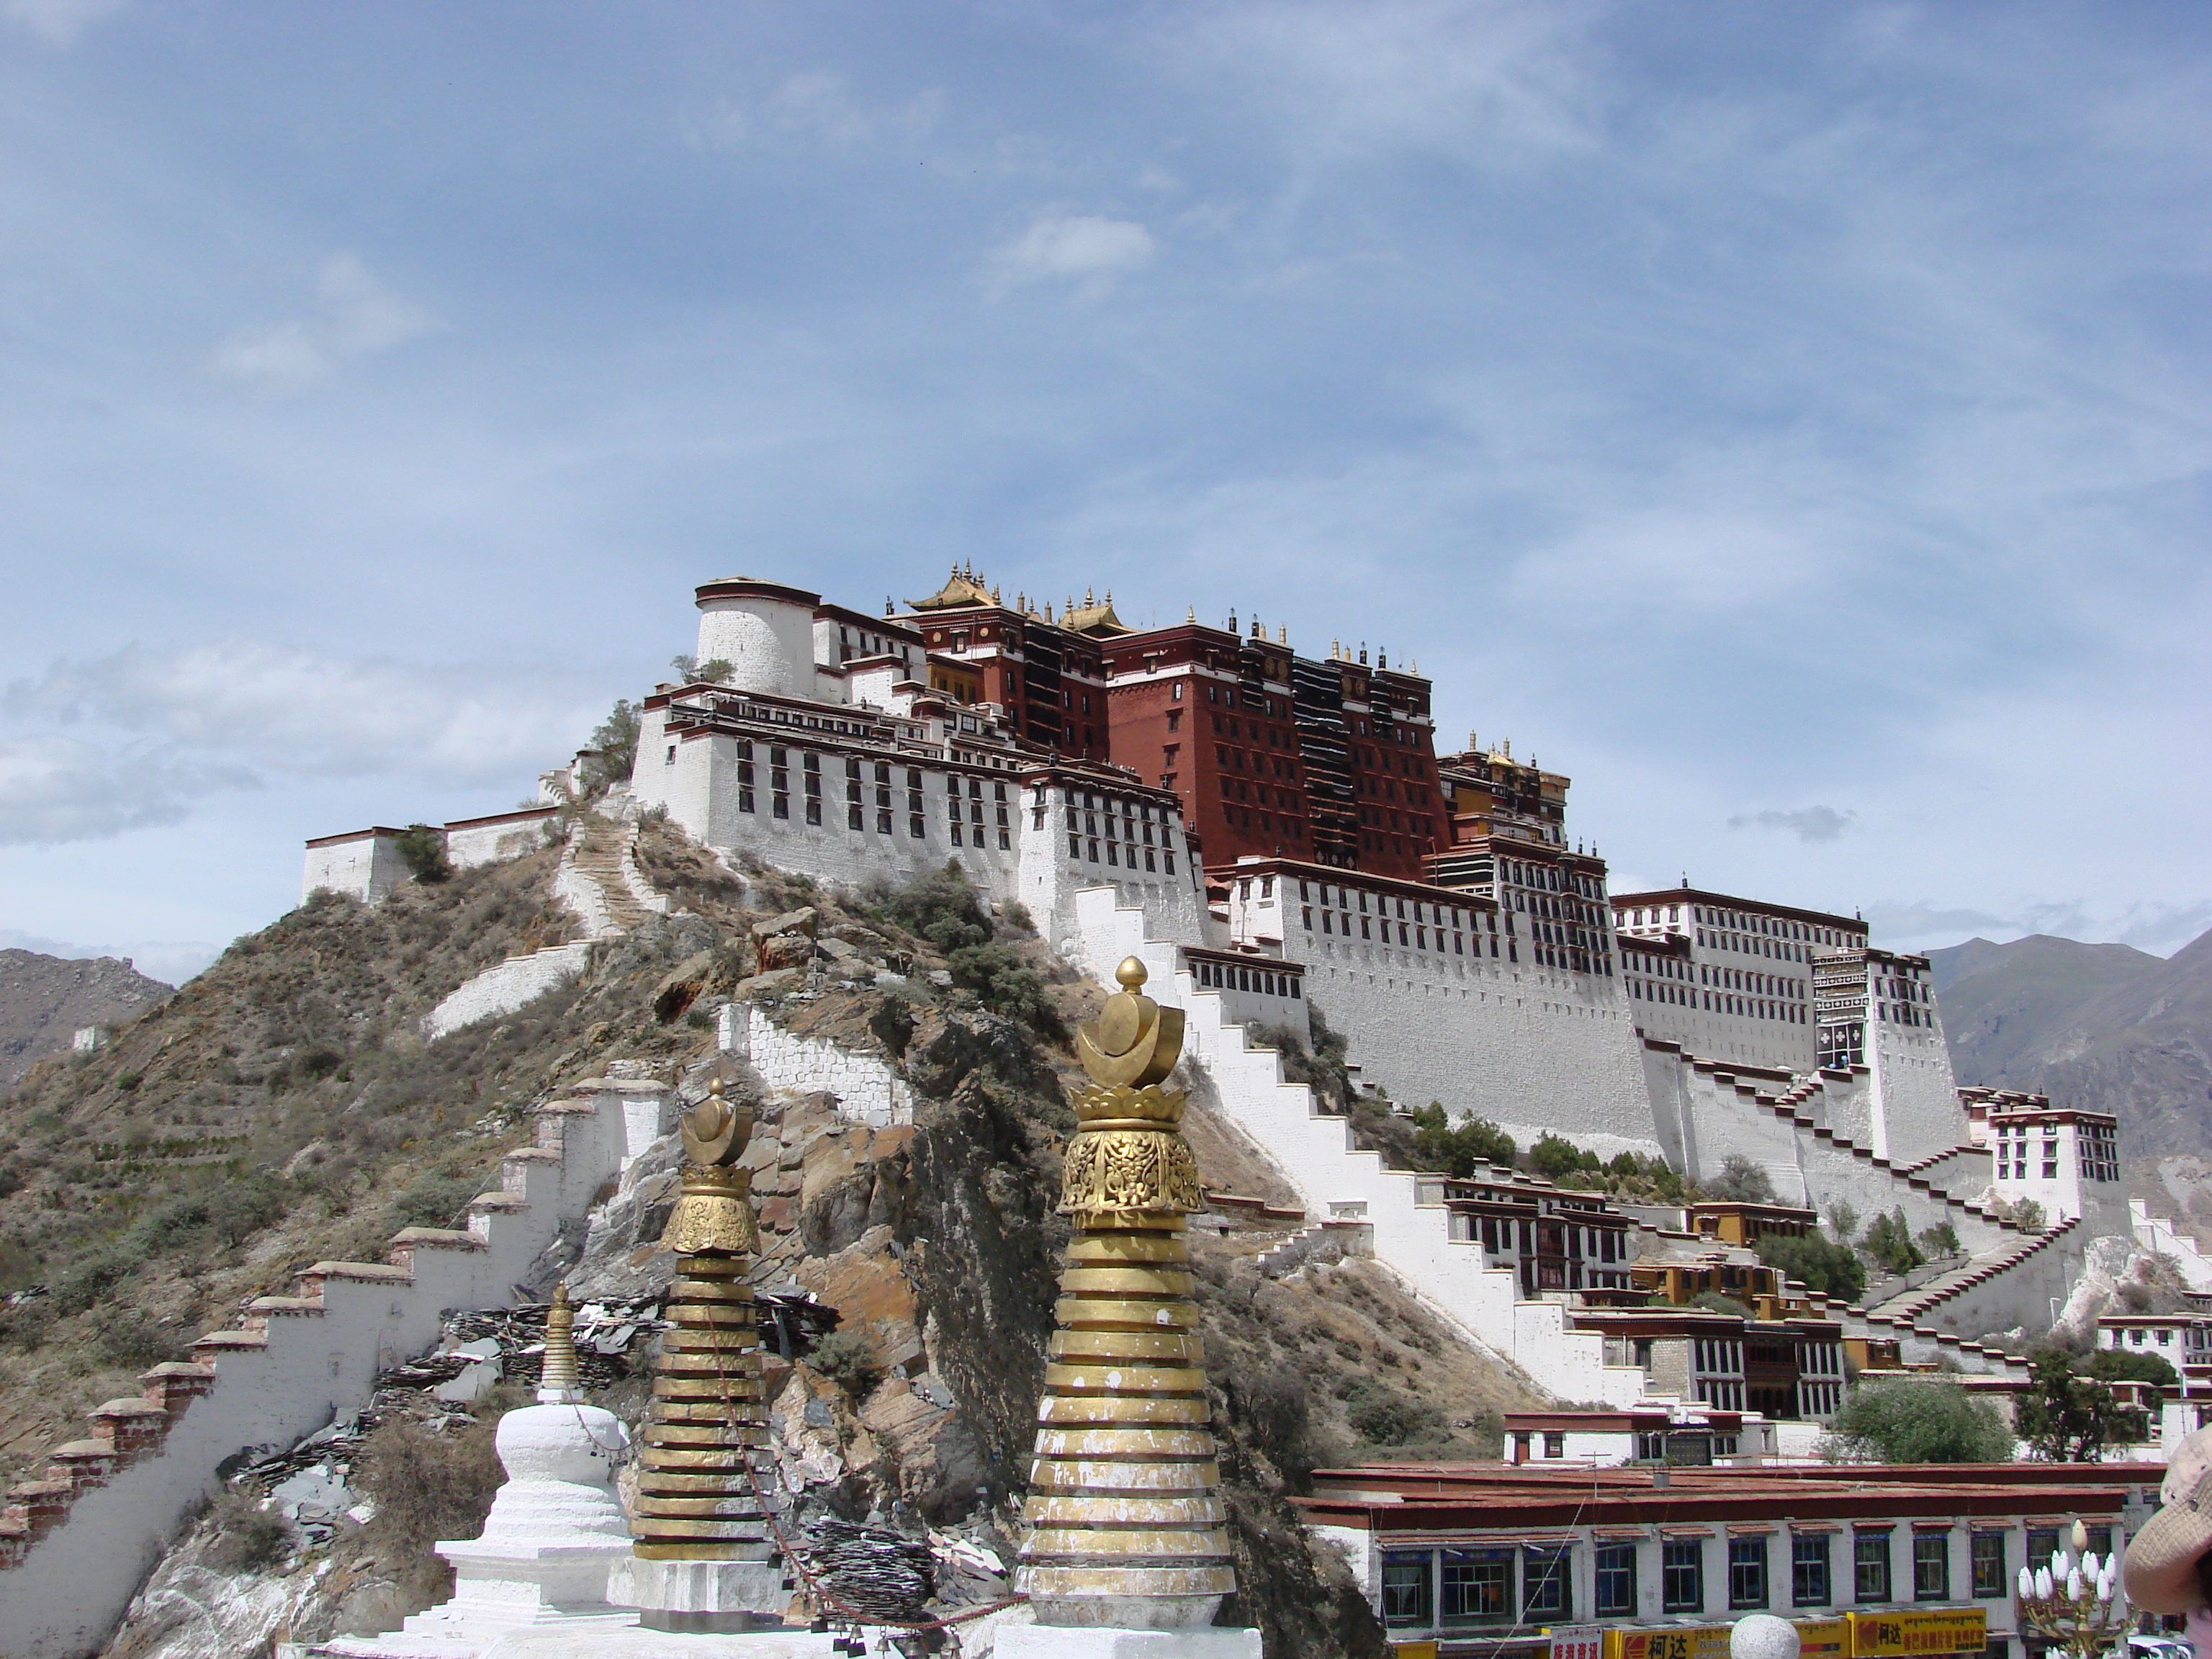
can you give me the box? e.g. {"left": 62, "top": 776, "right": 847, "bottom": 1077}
{"left": 1012, "top": 957, "right": 1240, "bottom": 1635}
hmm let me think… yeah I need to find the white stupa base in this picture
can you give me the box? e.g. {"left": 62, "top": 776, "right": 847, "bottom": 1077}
{"left": 477, "top": 1632, "right": 842, "bottom": 1659}
{"left": 615, "top": 1555, "right": 788, "bottom": 1631}
{"left": 326, "top": 1403, "right": 637, "bottom": 1659}
{"left": 325, "top": 1540, "right": 639, "bottom": 1657}
{"left": 997, "top": 1629, "right": 1263, "bottom": 1658}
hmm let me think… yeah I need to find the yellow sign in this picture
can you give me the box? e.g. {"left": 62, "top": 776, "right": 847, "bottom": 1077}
{"left": 1848, "top": 1609, "right": 1988, "bottom": 1656}
{"left": 1603, "top": 1614, "right": 1978, "bottom": 1659}
{"left": 1607, "top": 1626, "right": 1734, "bottom": 1659}
{"left": 1390, "top": 1645, "right": 1439, "bottom": 1659}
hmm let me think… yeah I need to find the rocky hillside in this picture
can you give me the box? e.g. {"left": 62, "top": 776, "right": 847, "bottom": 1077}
{"left": 0, "top": 950, "right": 172, "bottom": 1088}
{"left": 1930, "top": 927, "right": 2212, "bottom": 1163}
{"left": 4, "top": 819, "right": 1536, "bottom": 1658}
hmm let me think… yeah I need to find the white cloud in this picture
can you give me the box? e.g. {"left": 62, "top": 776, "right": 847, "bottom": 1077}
{"left": 989, "top": 213, "right": 1156, "bottom": 295}
{"left": 692, "top": 72, "right": 943, "bottom": 150}
{"left": 3, "top": 641, "right": 608, "bottom": 840}
{"left": 1154, "top": 0, "right": 1604, "bottom": 169}
{"left": 210, "top": 253, "right": 432, "bottom": 393}
{"left": 0, "top": 736, "right": 254, "bottom": 845}
{"left": 1730, "top": 806, "right": 1857, "bottom": 844}
{"left": 2, "top": 0, "right": 124, "bottom": 46}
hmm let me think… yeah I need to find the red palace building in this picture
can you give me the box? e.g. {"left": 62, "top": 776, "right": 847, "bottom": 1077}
{"left": 897, "top": 567, "right": 1449, "bottom": 884}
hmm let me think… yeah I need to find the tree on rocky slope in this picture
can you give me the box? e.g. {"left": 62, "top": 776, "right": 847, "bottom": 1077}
{"left": 1826, "top": 1377, "right": 2013, "bottom": 1462}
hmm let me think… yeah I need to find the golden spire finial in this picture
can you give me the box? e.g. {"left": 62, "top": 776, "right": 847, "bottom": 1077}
{"left": 1278, "top": 624, "right": 1287, "bottom": 644}
{"left": 991, "top": 585, "right": 1001, "bottom": 603}
{"left": 540, "top": 1281, "right": 582, "bottom": 1403}
{"left": 1084, "top": 586, "right": 1095, "bottom": 607}
{"left": 1187, "top": 606, "right": 1195, "bottom": 623}
{"left": 1074, "top": 958, "right": 1184, "bottom": 1091}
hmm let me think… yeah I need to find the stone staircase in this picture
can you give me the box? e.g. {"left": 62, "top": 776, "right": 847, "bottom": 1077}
{"left": 1860, "top": 1218, "right": 2083, "bottom": 1326}
{"left": 1067, "top": 885, "right": 1653, "bottom": 1408}
{"left": 572, "top": 817, "right": 660, "bottom": 932}
{"left": 0, "top": 1077, "right": 676, "bottom": 1659}
{"left": 425, "top": 813, "right": 670, "bottom": 1043}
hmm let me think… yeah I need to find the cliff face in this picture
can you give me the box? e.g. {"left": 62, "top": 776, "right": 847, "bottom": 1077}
{"left": 10, "top": 824, "right": 1531, "bottom": 1659}
{"left": 0, "top": 949, "right": 172, "bottom": 1087}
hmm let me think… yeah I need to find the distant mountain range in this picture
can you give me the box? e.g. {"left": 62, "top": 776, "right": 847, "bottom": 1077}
{"left": 0, "top": 950, "right": 172, "bottom": 1088}
{"left": 1929, "top": 927, "right": 2212, "bottom": 1163}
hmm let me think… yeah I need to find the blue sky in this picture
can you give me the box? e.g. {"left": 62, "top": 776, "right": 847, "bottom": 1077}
{"left": 2, "top": 1, "right": 2207, "bottom": 983}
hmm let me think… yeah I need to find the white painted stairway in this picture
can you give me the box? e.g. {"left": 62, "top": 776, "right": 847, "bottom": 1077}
{"left": 1069, "top": 886, "right": 1651, "bottom": 1408}
{"left": 0, "top": 1079, "right": 676, "bottom": 1659}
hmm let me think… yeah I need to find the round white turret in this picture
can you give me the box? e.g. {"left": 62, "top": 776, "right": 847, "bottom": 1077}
{"left": 693, "top": 577, "right": 820, "bottom": 697}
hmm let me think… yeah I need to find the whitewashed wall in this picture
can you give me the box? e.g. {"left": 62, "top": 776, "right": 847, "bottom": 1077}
{"left": 718, "top": 1002, "right": 912, "bottom": 1128}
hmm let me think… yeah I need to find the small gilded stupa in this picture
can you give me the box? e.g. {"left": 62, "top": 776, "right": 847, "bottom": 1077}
{"left": 1007, "top": 958, "right": 1254, "bottom": 1653}
{"left": 625, "top": 1076, "right": 783, "bottom": 1632}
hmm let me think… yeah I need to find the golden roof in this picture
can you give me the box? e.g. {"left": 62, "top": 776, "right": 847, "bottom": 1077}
{"left": 1061, "top": 588, "right": 1131, "bottom": 637}
{"left": 907, "top": 564, "right": 997, "bottom": 611}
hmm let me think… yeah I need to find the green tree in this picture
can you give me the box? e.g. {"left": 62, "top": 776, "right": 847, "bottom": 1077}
{"left": 2084, "top": 1347, "right": 2179, "bottom": 1388}
{"left": 1705, "top": 1154, "right": 1776, "bottom": 1204}
{"left": 2018, "top": 1348, "right": 2138, "bottom": 1461}
{"left": 582, "top": 698, "right": 641, "bottom": 792}
{"left": 1410, "top": 1105, "right": 1516, "bottom": 1177}
{"left": 2010, "top": 1198, "right": 2048, "bottom": 1233}
{"left": 1529, "top": 1133, "right": 1599, "bottom": 1183}
{"left": 1826, "top": 1200, "right": 1861, "bottom": 1243}
{"left": 1827, "top": 1377, "right": 2013, "bottom": 1462}
{"left": 1757, "top": 1231, "right": 1868, "bottom": 1303}
{"left": 393, "top": 824, "right": 451, "bottom": 884}
{"left": 1915, "top": 1222, "right": 1961, "bottom": 1259}
{"left": 1861, "top": 1207, "right": 1926, "bottom": 1274}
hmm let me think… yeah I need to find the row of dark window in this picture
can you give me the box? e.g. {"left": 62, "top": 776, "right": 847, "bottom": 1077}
{"left": 1381, "top": 1529, "right": 2020, "bottom": 1629}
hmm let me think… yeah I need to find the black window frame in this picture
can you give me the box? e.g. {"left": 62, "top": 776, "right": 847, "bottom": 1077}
{"left": 1730, "top": 1536, "right": 1771, "bottom": 1611}
{"left": 1662, "top": 1539, "right": 1706, "bottom": 1614}
{"left": 1971, "top": 1533, "right": 2007, "bottom": 1599}
{"left": 1793, "top": 1534, "right": 1832, "bottom": 1608}
{"left": 1381, "top": 1552, "right": 1432, "bottom": 1628}
{"left": 1595, "top": 1543, "right": 1637, "bottom": 1617}
{"left": 1855, "top": 1530, "right": 1892, "bottom": 1604}
{"left": 1914, "top": 1532, "right": 1951, "bottom": 1602}
{"left": 1524, "top": 1548, "right": 1571, "bottom": 1620}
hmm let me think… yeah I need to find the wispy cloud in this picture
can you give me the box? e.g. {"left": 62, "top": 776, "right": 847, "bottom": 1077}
{"left": 1730, "top": 806, "right": 1857, "bottom": 844}
{"left": 210, "top": 253, "right": 433, "bottom": 394}
{"left": 1153, "top": 0, "right": 1604, "bottom": 169}
{"left": 2, "top": 0, "right": 124, "bottom": 47}
{"left": 691, "top": 71, "right": 944, "bottom": 150}
{"left": 0, "top": 737, "right": 253, "bottom": 845}
{"left": 989, "top": 212, "right": 1156, "bottom": 296}
{"left": 1, "top": 642, "right": 607, "bottom": 845}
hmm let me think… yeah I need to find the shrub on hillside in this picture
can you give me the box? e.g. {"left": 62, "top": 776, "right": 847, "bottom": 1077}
{"left": 354, "top": 1406, "right": 511, "bottom": 1595}
{"left": 806, "top": 1328, "right": 882, "bottom": 1398}
{"left": 1757, "top": 1230, "right": 1868, "bottom": 1303}
{"left": 876, "top": 861, "right": 994, "bottom": 955}
{"left": 1410, "top": 1104, "right": 1516, "bottom": 1177}
{"left": 394, "top": 824, "right": 452, "bottom": 884}
{"left": 1862, "top": 1207, "right": 1926, "bottom": 1275}
{"left": 203, "top": 1489, "right": 293, "bottom": 1574}
{"left": 1704, "top": 1154, "right": 1776, "bottom": 1205}
{"left": 1529, "top": 1133, "right": 1599, "bottom": 1182}
{"left": 1825, "top": 1377, "right": 2012, "bottom": 1462}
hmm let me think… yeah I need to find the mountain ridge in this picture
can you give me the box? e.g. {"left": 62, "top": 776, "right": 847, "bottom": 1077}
{"left": 0, "top": 948, "right": 172, "bottom": 1089}
{"left": 1929, "top": 927, "right": 2212, "bottom": 1162}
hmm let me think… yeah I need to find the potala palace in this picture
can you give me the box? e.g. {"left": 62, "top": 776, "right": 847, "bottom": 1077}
{"left": 297, "top": 572, "right": 2192, "bottom": 1439}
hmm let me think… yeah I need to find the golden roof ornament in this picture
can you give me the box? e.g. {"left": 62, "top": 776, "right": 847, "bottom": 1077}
{"left": 1015, "top": 956, "right": 1233, "bottom": 1628}
{"left": 539, "top": 1282, "right": 582, "bottom": 1403}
